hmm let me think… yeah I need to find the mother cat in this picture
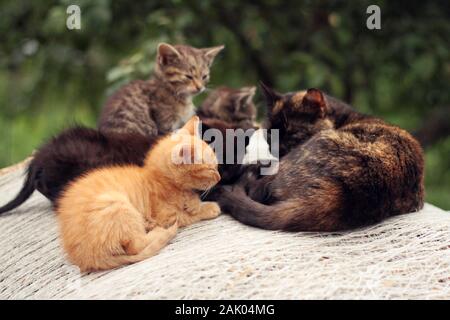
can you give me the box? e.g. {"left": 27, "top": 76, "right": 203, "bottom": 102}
{"left": 214, "top": 85, "right": 425, "bottom": 231}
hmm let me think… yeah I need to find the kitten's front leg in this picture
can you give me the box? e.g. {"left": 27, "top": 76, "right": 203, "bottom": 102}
{"left": 198, "top": 201, "right": 221, "bottom": 220}
{"left": 144, "top": 219, "right": 158, "bottom": 232}
{"left": 178, "top": 198, "right": 221, "bottom": 227}
{"left": 144, "top": 203, "right": 175, "bottom": 231}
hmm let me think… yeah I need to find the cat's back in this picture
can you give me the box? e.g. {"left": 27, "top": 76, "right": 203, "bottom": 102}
{"left": 32, "top": 127, "right": 109, "bottom": 199}
{"left": 36, "top": 126, "right": 106, "bottom": 161}
{"left": 281, "top": 120, "right": 423, "bottom": 177}
{"left": 100, "top": 80, "right": 153, "bottom": 115}
{"left": 57, "top": 165, "right": 145, "bottom": 218}
{"left": 274, "top": 118, "right": 424, "bottom": 215}
{"left": 98, "top": 79, "right": 156, "bottom": 134}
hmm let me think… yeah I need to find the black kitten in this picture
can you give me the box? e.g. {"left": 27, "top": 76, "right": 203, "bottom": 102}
{"left": 0, "top": 127, "right": 155, "bottom": 213}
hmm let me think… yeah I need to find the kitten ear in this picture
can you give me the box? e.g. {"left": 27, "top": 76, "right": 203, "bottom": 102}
{"left": 157, "top": 43, "right": 181, "bottom": 66}
{"left": 239, "top": 86, "right": 257, "bottom": 102}
{"left": 260, "top": 82, "right": 282, "bottom": 112}
{"left": 178, "top": 144, "right": 196, "bottom": 164}
{"left": 181, "top": 116, "right": 201, "bottom": 137}
{"left": 302, "top": 88, "right": 327, "bottom": 118}
{"left": 235, "top": 86, "right": 256, "bottom": 112}
{"left": 202, "top": 45, "right": 225, "bottom": 65}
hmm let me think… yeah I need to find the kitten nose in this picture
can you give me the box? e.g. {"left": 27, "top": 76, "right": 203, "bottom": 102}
{"left": 213, "top": 171, "right": 221, "bottom": 183}
{"left": 193, "top": 80, "right": 204, "bottom": 93}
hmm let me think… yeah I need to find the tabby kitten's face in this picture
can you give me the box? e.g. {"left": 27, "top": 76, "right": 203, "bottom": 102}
{"left": 261, "top": 84, "right": 333, "bottom": 156}
{"left": 200, "top": 86, "right": 257, "bottom": 127}
{"left": 155, "top": 43, "right": 224, "bottom": 97}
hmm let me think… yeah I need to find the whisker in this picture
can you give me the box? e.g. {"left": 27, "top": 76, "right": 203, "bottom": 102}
{"left": 200, "top": 187, "right": 212, "bottom": 200}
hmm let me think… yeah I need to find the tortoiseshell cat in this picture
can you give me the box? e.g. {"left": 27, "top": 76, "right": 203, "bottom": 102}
{"left": 99, "top": 43, "right": 224, "bottom": 138}
{"left": 0, "top": 87, "right": 256, "bottom": 213}
{"left": 213, "top": 85, "right": 425, "bottom": 231}
{"left": 57, "top": 117, "right": 221, "bottom": 271}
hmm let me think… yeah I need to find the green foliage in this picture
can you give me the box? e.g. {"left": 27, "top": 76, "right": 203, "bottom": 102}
{"left": 424, "top": 137, "right": 450, "bottom": 209}
{"left": 0, "top": 0, "right": 449, "bottom": 208}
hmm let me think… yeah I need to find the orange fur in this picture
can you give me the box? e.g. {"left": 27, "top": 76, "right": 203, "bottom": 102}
{"left": 56, "top": 117, "right": 221, "bottom": 272}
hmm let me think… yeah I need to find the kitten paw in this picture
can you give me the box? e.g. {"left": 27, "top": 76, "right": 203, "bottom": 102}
{"left": 160, "top": 214, "right": 177, "bottom": 228}
{"left": 201, "top": 201, "right": 221, "bottom": 219}
{"left": 144, "top": 220, "right": 158, "bottom": 232}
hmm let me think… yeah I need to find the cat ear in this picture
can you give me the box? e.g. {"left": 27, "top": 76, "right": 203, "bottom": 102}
{"left": 157, "top": 43, "right": 181, "bottom": 66}
{"left": 239, "top": 86, "right": 257, "bottom": 102}
{"left": 260, "top": 82, "right": 282, "bottom": 112}
{"left": 235, "top": 86, "right": 256, "bottom": 112}
{"left": 178, "top": 144, "right": 196, "bottom": 164}
{"left": 181, "top": 116, "right": 201, "bottom": 137}
{"left": 202, "top": 45, "right": 225, "bottom": 65}
{"left": 302, "top": 88, "right": 327, "bottom": 118}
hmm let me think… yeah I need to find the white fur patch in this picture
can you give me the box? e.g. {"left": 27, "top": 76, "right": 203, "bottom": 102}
{"left": 243, "top": 129, "right": 278, "bottom": 165}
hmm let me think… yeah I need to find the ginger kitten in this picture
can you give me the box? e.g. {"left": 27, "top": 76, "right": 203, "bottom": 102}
{"left": 57, "top": 117, "right": 221, "bottom": 272}
{"left": 99, "top": 43, "right": 224, "bottom": 138}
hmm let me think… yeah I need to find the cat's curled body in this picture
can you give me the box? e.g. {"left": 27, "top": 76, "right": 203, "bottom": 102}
{"left": 57, "top": 117, "right": 221, "bottom": 271}
{"left": 215, "top": 86, "right": 425, "bottom": 231}
{"left": 99, "top": 43, "right": 224, "bottom": 138}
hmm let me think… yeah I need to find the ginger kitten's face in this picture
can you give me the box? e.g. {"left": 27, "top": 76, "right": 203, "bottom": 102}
{"left": 166, "top": 117, "right": 221, "bottom": 190}
{"left": 200, "top": 86, "right": 257, "bottom": 128}
{"left": 155, "top": 43, "right": 224, "bottom": 97}
{"left": 175, "top": 137, "right": 220, "bottom": 190}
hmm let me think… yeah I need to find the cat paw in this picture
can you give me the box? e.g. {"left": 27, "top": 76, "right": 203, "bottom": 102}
{"left": 159, "top": 218, "right": 179, "bottom": 241}
{"left": 121, "top": 239, "right": 139, "bottom": 255}
{"left": 144, "top": 220, "right": 158, "bottom": 232}
{"left": 201, "top": 201, "right": 221, "bottom": 219}
{"left": 152, "top": 221, "right": 178, "bottom": 235}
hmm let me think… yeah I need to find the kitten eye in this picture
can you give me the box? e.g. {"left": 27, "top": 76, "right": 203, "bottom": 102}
{"left": 185, "top": 74, "right": 193, "bottom": 80}
{"left": 202, "top": 74, "right": 209, "bottom": 80}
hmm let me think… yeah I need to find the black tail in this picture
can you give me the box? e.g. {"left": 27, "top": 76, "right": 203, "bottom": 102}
{"left": 216, "top": 186, "right": 342, "bottom": 232}
{"left": 0, "top": 163, "right": 38, "bottom": 214}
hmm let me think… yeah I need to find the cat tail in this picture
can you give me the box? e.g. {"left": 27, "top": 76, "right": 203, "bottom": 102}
{"left": 216, "top": 186, "right": 342, "bottom": 232}
{"left": 96, "top": 223, "right": 178, "bottom": 271}
{"left": 0, "top": 162, "right": 39, "bottom": 215}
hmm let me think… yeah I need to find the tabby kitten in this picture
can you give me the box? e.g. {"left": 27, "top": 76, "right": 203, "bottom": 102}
{"left": 99, "top": 43, "right": 224, "bottom": 138}
{"left": 198, "top": 86, "right": 257, "bottom": 129}
{"left": 214, "top": 86, "right": 424, "bottom": 231}
{"left": 57, "top": 117, "right": 221, "bottom": 271}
